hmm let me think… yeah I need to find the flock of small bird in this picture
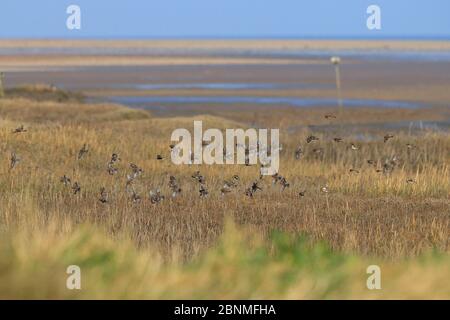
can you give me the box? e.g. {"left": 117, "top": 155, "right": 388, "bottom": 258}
{"left": 6, "top": 115, "right": 419, "bottom": 204}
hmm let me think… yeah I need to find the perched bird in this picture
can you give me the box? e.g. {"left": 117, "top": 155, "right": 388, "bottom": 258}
{"left": 367, "top": 159, "right": 376, "bottom": 166}
{"left": 12, "top": 125, "right": 27, "bottom": 134}
{"left": 406, "top": 178, "right": 416, "bottom": 184}
{"left": 384, "top": 134, "right": 394, "bottom": 143}
{"left": 324, "top": 114, "right": 337, "bottom": 119}
{"left": 72, "top": 182, "right": 81, "bottom": 195}
{"left": 77, "top": 144, "right": 89, "bottom": 160}
{"left": 60, "top": 175, "right": 71, "bottom": 186}
{"left": 298, "top": 190, "right": 306, "bottom": 197}
{"left": 156, "top": 154, "right": 164, "bottom": 160}
{"left": 333, "top": 137, "right": 343, "bottom": 143}
{"left": 350, "top": 143, "right": 359, "bottom": 151}
{"left": 150, "top": 189, "right": 165, "bottom": 204}
{"left": 10, "top": 152, "right": 20, "bottom": 170}
{"left": 306, "top": 135, "right": 319, "bottom": 144}
{"left": 99, "top": 187, "right": 108, "bottom": 203}
{"left": 294, "top": 146, "right": 303, "bottom": 160}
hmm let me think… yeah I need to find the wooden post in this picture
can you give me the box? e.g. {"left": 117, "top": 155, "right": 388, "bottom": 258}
{"left": 330, "top": 57, "right": 343, "bottom": 126}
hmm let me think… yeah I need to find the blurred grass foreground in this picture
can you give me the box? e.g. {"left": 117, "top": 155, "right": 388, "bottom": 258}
{"left": 0, "top": 219, "right": 449, "bottom": 299}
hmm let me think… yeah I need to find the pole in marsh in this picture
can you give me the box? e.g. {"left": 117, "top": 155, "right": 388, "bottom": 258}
{"left": 330, "top": 56, "right": 343, "bottom": 118}
{"left": 0, "top": 72, "right": 4, "bottom": 98}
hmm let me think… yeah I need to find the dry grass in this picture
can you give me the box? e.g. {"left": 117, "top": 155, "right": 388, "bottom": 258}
{"left": 0, "top": 88, "right": 449, "bottom": 298}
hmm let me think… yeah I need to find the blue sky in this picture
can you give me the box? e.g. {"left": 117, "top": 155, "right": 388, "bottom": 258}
{"left": 0, "top": 0, "right": 449, "bottom": 39}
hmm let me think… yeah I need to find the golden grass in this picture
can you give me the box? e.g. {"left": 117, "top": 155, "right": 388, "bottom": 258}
{"left": 0, "top": 89, "right": 449, "bottom": 298}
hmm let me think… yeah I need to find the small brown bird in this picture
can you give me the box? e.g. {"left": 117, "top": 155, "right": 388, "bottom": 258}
{"left": 299, "top": 190, "right": 306, "bottom": 197}
{"left": 306, "top": 135, "right": 319, "bottom": 144}
{"left": 12, "top": 125, "right": 27, "bottom": 134}
{"left": 367, "top": 159, "right": 376, "bottom": 166}
{"left": 272, "top": 173, "right": 282, "bottom": 185}
{"left": 324, "top": 114, "right": 337, "bottom": 119}
{"left": 245, "top": 181, "right": 262, "bottom": 197}
{"left": 10, "top": 152, "right": 20, "bottom": 170}
{"left": 199, "top": 185, "right": 209, "bottom": 198}
{"left": 107, "top": 163, "right": 118, "bottom": 175}
{"left": 156, "top": 154, "right": 164, "bottom": 160}
{"left": 192, "top": 171, "right": 205, "bottom": 184}
{"left": 406, "top": 178, "right": 416, "bottom": 184}
{"left": 60, "top": 175, "right": 71, "bottom": 186}
{"left": 280, "top": 177, "right": 290, "bottom": 191}
{"left": 110, "top": 153, "right": 120, "bottom": 163}
{"left": 169, "top": 176, "right": 182, "bottom": 197}
{"left": 223, "top": 175, "right": 240, "bottom": 189}
{"left": 129, "top": 163, "right": 143, "bottom": 177}
{"left": 384, "top": 134, "right": 394, "bottom": 143}
{"left": 72, "top": 182, "right": 81, "bottom": 195}
{"left": 220, "top": 185, "right": 232, "bottom": 195}
{"left": 77, "top": 144, "right": 89, "bottom": 160}
{"left": 130, "top": 189, "right": 141, "bottom": 203}
{"left": 150, "top": 189, "right": 165, "bottom": 203}
{"left": 99, "top": 187, "right": 108, "bottom": 203}
{"left": 312, "top": 148, "right": 323, "bottom": 155}
{"left": 333, "top": 137, "right": 343, "bottom": 143}
{"left": 294, "top": 146, "right": 303, "bottom": 160}
{"left": 349, "top": 168, "right": 360, "bottom": 174}
{"left": 107, "top": 153, "right": 120, "bottom": 175}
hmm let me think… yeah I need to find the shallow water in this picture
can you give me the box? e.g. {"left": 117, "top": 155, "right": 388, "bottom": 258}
{"left": 108, "top": 95, "right": 420, "bottom": 109}
{"left": 2, "top": 47, "right": 450, "bottom": 62}
{"left": 132, "top": 82, "right": 332, "bottom": 90}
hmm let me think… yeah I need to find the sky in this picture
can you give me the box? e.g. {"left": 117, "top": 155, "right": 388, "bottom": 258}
{"left": 0, "top": 0, "right": 449, "bottom": 39}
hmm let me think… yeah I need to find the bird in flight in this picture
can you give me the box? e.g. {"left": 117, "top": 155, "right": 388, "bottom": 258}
{"left": 12, "top": 125, "right": 27, "bottom": 134}
{"left": 384, "top": 134, "right": 394, "bottom": 143}
{"left": 306, "top": 135, "right": 319, "bottom": 143}
{"left": 77, "top": 144, "right": 89, "bottom": 160}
